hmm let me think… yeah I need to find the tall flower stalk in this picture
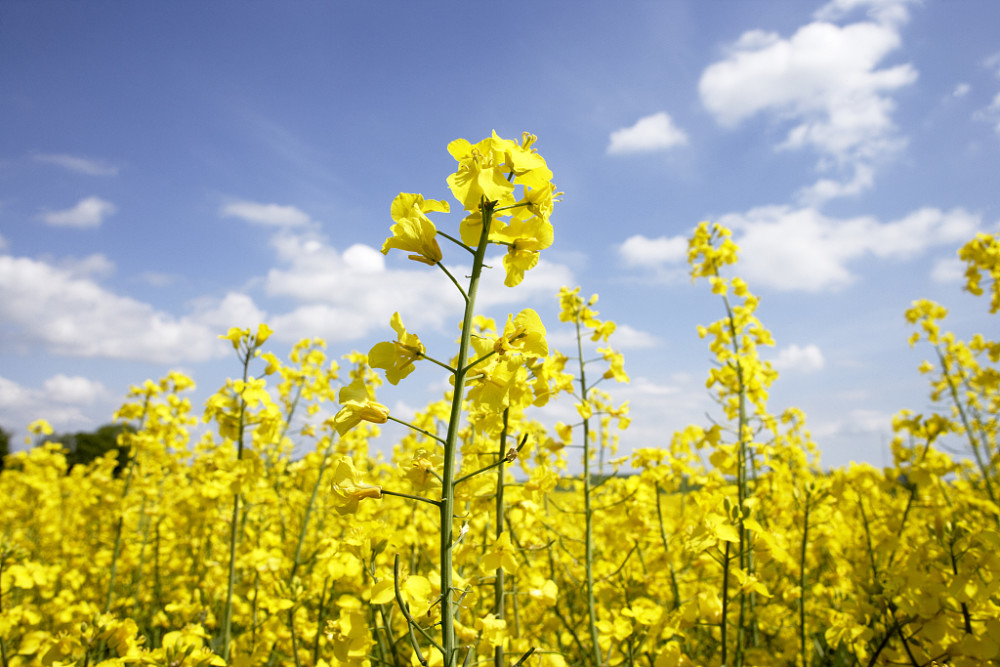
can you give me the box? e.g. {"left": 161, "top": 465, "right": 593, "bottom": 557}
{"left": 332, "top": 132, "right": 558, "bottom": 667}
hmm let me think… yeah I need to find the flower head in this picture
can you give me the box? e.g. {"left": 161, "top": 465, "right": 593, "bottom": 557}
{"left": 382, "top": 193, "right": 449, "bottom": 265}
{"left": 330, "top": 457, "right": 382, "bottom": 515}
{"left": 333, "top": 377, "right": 389, "bottom": 436}
{"left": 369, "top": 312, "right": 425, "bottom": 385}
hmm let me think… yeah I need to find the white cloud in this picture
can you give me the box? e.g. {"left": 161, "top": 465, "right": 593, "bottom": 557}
{"left": 612, "top": 324, "right": 659, "bottom": 349}
{"left": 42, "top": 374, "right": 109, "bottom": 405}
{"left": 33, "top": 153, "right": 119, "bottom": 176}
{"left": 717, "top": 206, "right": 981, "bottom": 291}
{"left": 58, "top": 253, "right": 116, "bottom": 280}
{"left": 953, "top": 83, "right": 971, "bottom": 98}
{"left": 813, "top": 0, "right": 917, "bottom": 26}
{"left": 607, "top": 112, "right": 688, "bottom": 155}
{"left": 798, "top": 164, "right": 875, "bottom": 206}
{"left": 699, "top": 1, "right": 917, "bottom": 203}
{"left": 261, "top": 230, "right": 574, "bottom": 344}
{"left": 0, "top": 375, "right": 107, "bottom": 437}
{"left": 618, "top": 234, "right": 687, "bottom": 268}
{"left": 0, "top": 254, "right": 248, "bottom": 362}
{"left": 770, "top": 344, "right": 825, "bottom": 373}
{"left": 981, "top": 91, "right": 1000, "bottom": 135}
{"left": 813, "top": 408, "right": 893, "bottom": 440}
{"left": 984, "top": 52, "right": 1000, "bottom": 78}
{"left": 39, "top": 196, "right": 116, "bottom": 228}
{"left": 931, "top": 257, "right": 964, "bottom": 284}
{"left": 221, "top": 201, "right": 311, "bottom": 227}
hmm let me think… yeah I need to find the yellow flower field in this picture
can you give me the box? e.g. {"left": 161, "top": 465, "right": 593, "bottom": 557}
{"left": 2, "top": 133, "right": 998, "bottom": 667}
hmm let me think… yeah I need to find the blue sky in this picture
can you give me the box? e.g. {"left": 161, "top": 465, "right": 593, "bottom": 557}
{"left": 1, "top": 0, "right": 998, "bottom": 468}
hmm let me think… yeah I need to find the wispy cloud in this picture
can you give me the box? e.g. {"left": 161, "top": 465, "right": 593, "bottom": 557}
{"left": 220, "top": 201, "right": 312, "bottom": 227}
{"left": 39, "top": 196, "right": 116, "bottom": 228}
{"left": 618, "top": 234, "right": 687, "bottom": 268}
{"left": 607, "top": 112, "right": 688, "bottom": 155}
{"left": 770, "top": 343, "right": 825, "bottom": 373}
{"left": 953, "top": 83, "right": 972, "bottom": 98}
{"left": 33, "top": 153, "right": 119, "bottom": 176}
{"left": 699, "top": 0, "right": 918, "bottom": 204}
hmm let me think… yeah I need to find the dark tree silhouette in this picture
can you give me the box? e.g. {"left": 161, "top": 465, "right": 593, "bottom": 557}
{"left": 45, "top": 423, "right": 135, "bottom": 475}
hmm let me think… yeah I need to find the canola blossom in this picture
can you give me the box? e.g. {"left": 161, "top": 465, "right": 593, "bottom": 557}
{"left": 2, "top": 134, "right": 999, "bottom": 667}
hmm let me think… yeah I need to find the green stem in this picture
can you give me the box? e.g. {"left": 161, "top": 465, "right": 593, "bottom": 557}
{"left": 381, "top": 489, "right": 442, "bottom": 508}
{"left": 654, "top": 483, "right": 681, "bottom": 610}
{"left": 936, "top": 345, "right": 999, "bottom": 511}
{"left": 386, "top": 416, "right": 447, "bottom": 446}
{"left": 798, "top": 487, "right": 811, "bottom": 667}
{"left": 494, "top": 409, "right": 509, "bottom": 667}
{"left": 104, "top": 393, "right": 150, "bottom": 614}
{"left": 440, "top": 198, "right": 494, "bottom": 667}
{"left": 221, "top": 347, "right": 252, "bottom": 661}
{"left": 575, "top": 313, "right": 601, "bottom": 667}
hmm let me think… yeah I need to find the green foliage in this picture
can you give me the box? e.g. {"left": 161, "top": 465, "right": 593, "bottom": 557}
{"left": 0, "top": 425, "right": 10, "bottom": 470}
{"left": 45, "top": 423, "right": 135, "bottom": 475}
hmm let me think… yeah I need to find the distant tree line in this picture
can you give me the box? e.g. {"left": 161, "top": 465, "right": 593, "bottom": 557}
{"left": 0, "top": 423, "right": 133, "bottom": 474}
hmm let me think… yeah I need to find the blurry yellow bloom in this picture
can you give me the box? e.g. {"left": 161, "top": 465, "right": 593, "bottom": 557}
{"left": 590, "top": 319, "right": 616, "bottom": 342}
{"left": 369, "top": 312, "right": 425, "bottom": 385}
{"left": 255, "top": 322, "right": 273, "bottom": 345}
{"left": 333, "top": 378, "right": 389, "bottom": 435}
{"left": 481, "top": 531, "right": 519, "bottom": 574}
{"left": 527, "top": 577, "right": 558, "bottom": 606}
{"left": 958, "top": 231, "right": 1000, "bottom": 313}
{"left": 475, "top": 614, "right": 507, "bottom": 648}
{"left": 330, "top": 457, "right": 382, "bottom": 516}
{"left": 599, "top": 347, "right": 629, "bottom": 383}
{"left": 327, "top": 610, "right": 373, "bottom": 665}
{"left": 27, "top": 419, "right": 53, "bottom": 436}
{"left": 688, "top": 221, "right": 739, "bottom": 279}
{"left": 219, "top": 326, "right": 249, "bottom": 350}
{"left": 622, "top": 598, "right": 663, "bottom": 625}
{"left": 219, "top": 323, "right": 272, "bottom": 350}
{"left": 555, "top": 422, "right": 573, "bottom": 443}
{"left": 232, "top": 377, "right": 270, "bottom": 408}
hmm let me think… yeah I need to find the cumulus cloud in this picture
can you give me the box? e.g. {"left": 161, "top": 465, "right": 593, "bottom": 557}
{"left": 0, "top": 375, "right": 108, "bottom": 436}
{"left": 620, "top": 207, "right": 980, "bottom": 292}
{"left": 39, "top": 196, "right": 116, "bottom": 228}
{"left": 717, "top": 206, "right": 981, "bottom": 291}
{"left": 607, "top": 112, "right": 688, "bottom": 154}
{"left": 0, "top": 254, "right": 254, "bottom": 362}
{"left": 262, "top": 230, "right": 574, "bottom": 344}
{"left": 33, "top": 153, "right": 119, "bottom": 176}
{"left": 699, "top": 0, "right": 917, "bottom": 203}
{"left": 931, "top": 257, "right": 965, "bottom": 284}
{"left": 42, "top": 374, "right": 109, "bottom": 405}
{"left": 770, "top": 344, "right": 825, "bottom": 373}
{"left": 619, "top": 234, "right": 688, "bottom": 268}
{"left": 220, "top": 201, "right": 311, "bottom": 227}
{"left": 612, "top": 324, "right": 659, "bottom": 349}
